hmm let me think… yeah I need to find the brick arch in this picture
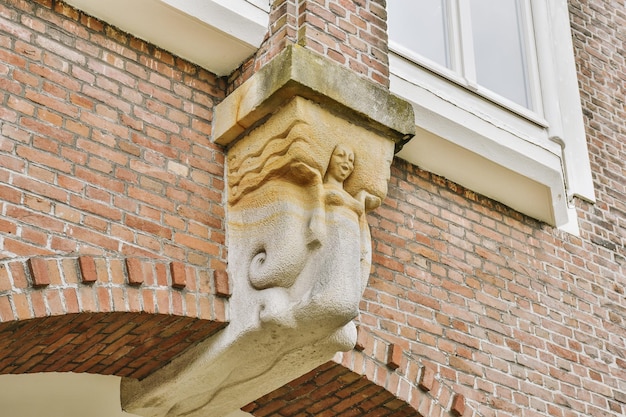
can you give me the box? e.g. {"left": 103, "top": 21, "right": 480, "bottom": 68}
{"left": 242, "top": 326, "right": 474, "bottom": 417}
{"left": 242, "top": 361, "right": 420, "bottom": 416}
{"left": 0, "top": 256, "right": 229, "bottom": 379}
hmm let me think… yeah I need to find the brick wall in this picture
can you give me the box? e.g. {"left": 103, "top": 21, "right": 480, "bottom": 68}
{"left": 569, "top": 0, "right": 626, "bottom": 255}
{"left": 0, "top": 0, "right": 226, "bottom": 268}
{"left": 229, "top": 0, "right": 389, "bottom": 92}
{"left": 359, "top": 158, "right": 624, "bottom": 416}
{"left": 1, "top": 0, "right": 624, "bottom": 415}
{"left": 342, "top": 0, "right": 626, "bottom": 413}
{"left": 247, "top": 152, "right": 623, "bottom": 416}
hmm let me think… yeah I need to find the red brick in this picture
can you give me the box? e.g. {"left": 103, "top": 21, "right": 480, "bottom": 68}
{"left": 418, "top": 366, "right": 435, "bottom": 392}
{"left": 451, "top": 394, "right": 466, "bottom": 417}
{"left": 170, "top": 262, "right": 187, "bottom": 289}
{"left": 30, "top": 291, "right": 46, "bottom": 316}
{"left": 63, "top": 288, "right": 79, "bottom": 312}
{"left": 154, "top": 262, "right": 168, "bottom": 286}
{"left": 27, "top": 258, "right": 51, "bottom": 287}
{"left": 125, "top": 258, "right": 145, "bottom": 286}
{"left": 77, "top": 256, "right": 97, "bottom": 283}
{"left": 78, "top": 286, "right": 98, "bottom": 312}
{"left": 96, "top": 287, "right": 112, "bottom": 313}
{"left": 185, "top": 293, "right": 197, "bottom": 317}
{"left": 354, "top": 325, "right": 366, "bottom": 351}
{"left": 0, "top": 296, "right": 14, "bottom": 321}
{"left": 108, "top": 259, "right": 126, "bottom": 284}
{"left": 198, "top": 296, "right": 213, "bottom": 320}
{"left": 126, "top": 215, "right": 172, "bottom": 239}
{"left": 50, "top": 236, "right": 77, "bottom": 252}
{"left": 0, "top": 184, "right": 21, "bottom": 205}
{"left": 213, "top": 269, "right": 230, "bottom": 298}
{"left": 155, "top": 289, "right": 169, "bottom": 313}
{"left": 386, "top": 343, "right": 402, "bottom": 370}
{"left": 45, "top": 289, "right": 64, "bottom": 315}
{"left": 171, "top": 291, "right": 184, "bottom": 315}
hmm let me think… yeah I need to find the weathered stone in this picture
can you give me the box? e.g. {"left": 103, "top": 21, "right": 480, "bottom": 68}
{"left": 213, "top": 44, "right": 415, "bottom": 148}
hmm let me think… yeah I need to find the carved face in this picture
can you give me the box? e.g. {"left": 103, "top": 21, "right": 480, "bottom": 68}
{"left": 326, "top": 144, "right": 355, "bottom": 183}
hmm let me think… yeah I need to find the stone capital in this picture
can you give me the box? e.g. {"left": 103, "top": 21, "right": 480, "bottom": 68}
{"left": 213, "top": 44, "right": 415, "bottom": 150}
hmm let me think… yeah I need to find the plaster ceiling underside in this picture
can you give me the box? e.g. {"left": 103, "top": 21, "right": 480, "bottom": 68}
{"left": 398, "top": 126, "right": 555, "bottom": 225}
{"left": 0, "top": 373, "right": 252, "bottom": 417}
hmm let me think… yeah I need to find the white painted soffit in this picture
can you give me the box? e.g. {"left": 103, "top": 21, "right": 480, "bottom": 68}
{"left": 64, "top": 0, "right": 270, "bottom": 76}
{"left": 391, "top": 71, "right": 573, "bottom": 230}
{"left": 397, "top": 126, "right": 561, "bottom": 227}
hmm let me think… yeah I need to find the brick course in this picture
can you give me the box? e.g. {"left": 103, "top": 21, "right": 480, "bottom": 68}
{"left": 243, "top": 361, "right": 420, "bottom": 417}
{"left": 246, "top": 326, "right": 477, "bottom": 417}
{"left": 0, "top": 256, "right": 228, "bottom": 378}
{"left": 0, "top": 312, "right": 224, "bottom": 379}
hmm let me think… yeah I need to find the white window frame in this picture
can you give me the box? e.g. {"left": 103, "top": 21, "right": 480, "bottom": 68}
{"left": 389, "top": 0, "right": 543, "bottom": 122}
{"left": 389, "top": 0, "right": 595, "bottom": 232}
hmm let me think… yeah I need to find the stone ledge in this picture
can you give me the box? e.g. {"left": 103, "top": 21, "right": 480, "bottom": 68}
{"left": 213, "top": 45, "right": 415, "bottom": 148}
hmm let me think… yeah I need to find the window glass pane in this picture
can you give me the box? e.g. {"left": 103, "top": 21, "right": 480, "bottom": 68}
{"left": 469, "top": 0, "right": 531, "bottom": 108}
{"left": 388, "top": 0, "right": 450, "bottom": 69}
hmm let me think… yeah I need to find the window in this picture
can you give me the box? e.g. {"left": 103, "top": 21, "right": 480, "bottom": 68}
{"left": 388, "top": 0, "right": 540, "bottom": 118}
{"left": 387, "top": 0, "right": 595, "bottom": 232}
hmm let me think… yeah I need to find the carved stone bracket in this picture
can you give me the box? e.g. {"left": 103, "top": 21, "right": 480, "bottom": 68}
{"left": 121, "top": 45, "right": 415, "bottom": 417}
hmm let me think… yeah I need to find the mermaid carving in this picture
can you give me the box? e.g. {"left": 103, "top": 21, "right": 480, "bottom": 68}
{"left": 226, "top": 120, "right": 379, "bottom": 331}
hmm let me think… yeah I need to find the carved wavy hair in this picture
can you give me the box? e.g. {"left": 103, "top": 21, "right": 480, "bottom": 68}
{"left": 228, "top": 122, "right": 323, "bottom": 204}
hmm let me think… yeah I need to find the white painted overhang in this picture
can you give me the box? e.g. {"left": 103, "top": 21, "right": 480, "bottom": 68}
{"left": 63, "top": 0, "right": 270, "bottom": 76}
{"left": 390, "top": 61, "right": 577, "bottom": 232}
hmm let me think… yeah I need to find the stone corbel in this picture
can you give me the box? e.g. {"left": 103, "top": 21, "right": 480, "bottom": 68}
{"left": 121, "top": 45, "right": 415, "bottom": 417}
